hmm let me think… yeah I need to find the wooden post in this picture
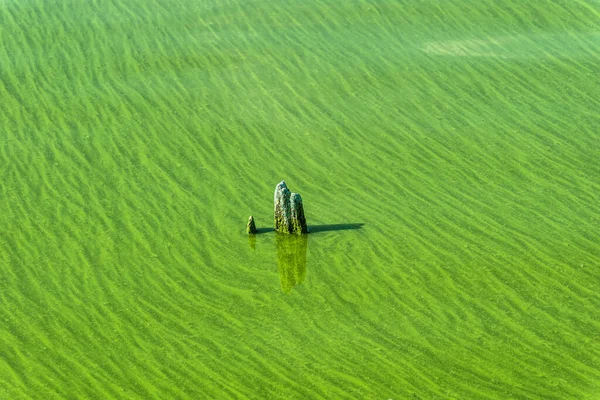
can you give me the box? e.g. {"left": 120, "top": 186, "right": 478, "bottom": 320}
{"left": 290, "top": 193, "right": 308, "bottom": 234}
{"left": 247, "top": 215, "right": 257, "bottom": 234}
{"left": 274, "top": 181, "right": 291, "bottom": 233}
{"left": 274, "top": 181, "right": 308, "bottom": 234}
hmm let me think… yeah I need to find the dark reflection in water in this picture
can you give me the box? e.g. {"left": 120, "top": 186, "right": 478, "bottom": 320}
{"left": 247, "top": 223, "right": 363, "bottom": 293}
{"left": 255, "top": 227, "right": 275, "bottom": 234}
{"left": 248, "top": 234, "right": 257, "bottom": 250}
{"left": 276, "top": 233, "right": 308, "bottom": 293}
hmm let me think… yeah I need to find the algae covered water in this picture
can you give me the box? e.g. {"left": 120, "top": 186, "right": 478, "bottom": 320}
{"left": 0, "top": 0, "right": 598, "bottom": 398}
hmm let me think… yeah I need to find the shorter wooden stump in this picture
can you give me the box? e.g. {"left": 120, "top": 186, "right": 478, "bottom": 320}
{"left": 247, "top": 215, "right": 257, "bottom": 234}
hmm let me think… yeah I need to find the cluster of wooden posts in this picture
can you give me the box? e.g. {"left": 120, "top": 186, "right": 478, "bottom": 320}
{"left": 247, "top": 181, "right": 308, "bottom": 235}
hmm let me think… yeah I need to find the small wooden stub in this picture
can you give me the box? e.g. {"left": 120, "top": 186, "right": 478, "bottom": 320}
{"left": 247, "top": 215, "right": 257, "bottom": 234}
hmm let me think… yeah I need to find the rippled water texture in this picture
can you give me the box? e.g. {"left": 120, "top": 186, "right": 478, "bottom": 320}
{"left": 0, "top": 0, "right": 598, "bottom": 398}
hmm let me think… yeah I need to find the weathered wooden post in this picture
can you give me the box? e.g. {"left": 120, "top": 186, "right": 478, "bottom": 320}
{"left": 274, "top": 181, "right": 308, "bottom": 234}
{"left": 290, "top": 193, "right": 308, "bottom": 234}
{"left": 246, "top": 215, "right": 257, "bottom": 234}
{"left": 274, "top": 181, "right": 291, "bottom": 233}
{"left": 247, "top": 181, "right": 308, "bottom": 235}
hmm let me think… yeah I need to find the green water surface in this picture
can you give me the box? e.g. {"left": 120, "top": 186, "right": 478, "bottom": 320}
{"left": 0, "top": 0, "right": 599, "bottom": 398}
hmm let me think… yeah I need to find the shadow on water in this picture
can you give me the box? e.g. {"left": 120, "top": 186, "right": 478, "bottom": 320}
{"left": 254, "top": 223, "right": 364, "bottom": 234}
{"left": 308, "top": 223, "right": 364, "bottom": 233}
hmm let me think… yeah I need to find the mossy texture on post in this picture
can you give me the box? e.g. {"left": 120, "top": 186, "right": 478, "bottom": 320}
{"left": 290, "top": 193, "right": 308, "bottom": 234}
{"left": 274, "top": 181, "right": 291, "bottom": 233}
{"left": 274, "top": 181, "right": 308, "bottom": 234}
